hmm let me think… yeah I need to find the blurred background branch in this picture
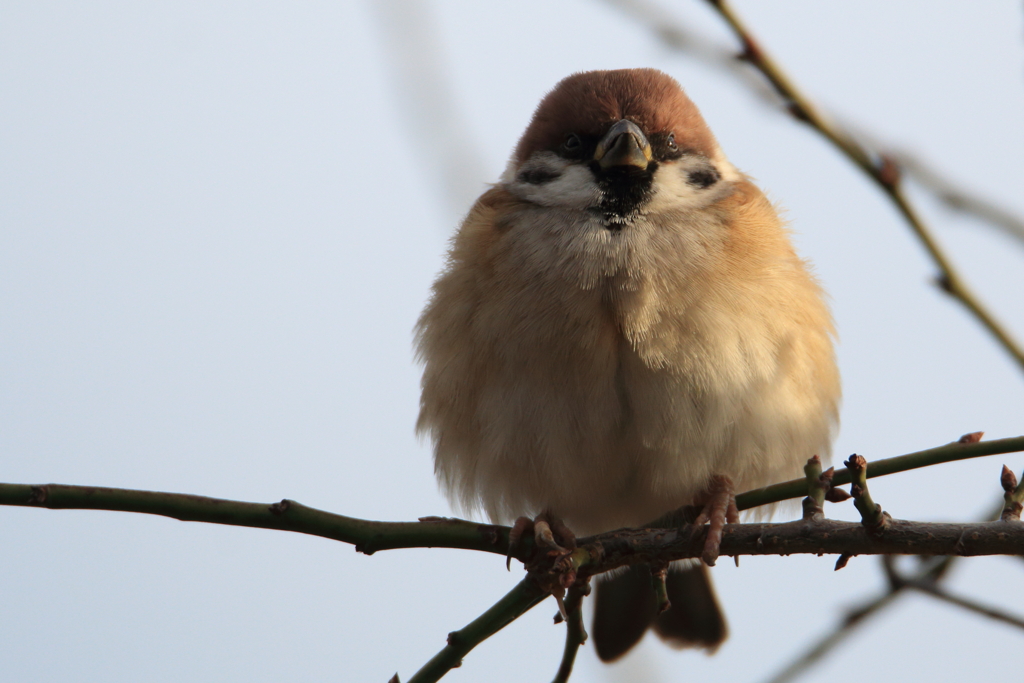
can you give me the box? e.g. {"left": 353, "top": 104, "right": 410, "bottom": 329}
{"left": 603, "top": 0, "right": 1024, "bottom": 248}
{"left": 759, "top": 498, "right": 1013, "bottom": 683}
{"left": 369, "top": 0, "right": 488, "bottom": 218}
{"left": 676, "top": 0, "right": 1024, "bottom": 372}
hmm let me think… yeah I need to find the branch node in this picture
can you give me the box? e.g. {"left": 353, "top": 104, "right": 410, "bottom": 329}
{"left": 786, "top": 101, "right": 811, "bottom": 123}
{"left": 825, "top": 486, "right": 852, "bottom": 503}
{"left": 802, "top": 456, "right": 826, "bottom": 520}
{"left": 880, "top": 555, "right": 904, "bottom": 591}
{"left": 834, "top": 553, "right": 853, "bottom": 571}
{"left": 268, "top": 499, "right": 291, "bottom": 515}
{"left": 1000, "top": 465, "right": 1018, "bottom": 493}
{"left": 959, "top": 431, "right": 984, "bottom": 444}
{"left": 877, "top": 153, "right": 902, "bottom": 187}
{"left": 1003, "top": 503, "right": 1024, "bottom": 523}
{"left": 954, "top": 530, "right": 968, "bottom": 556}
{"left": 844, "top": 455, "right": 889, "bottom": 533}
{"left": 934, "top": 273, "right": 955, "bottom": 295}
{"left": 1000, "top": 466, "right": 1024, "bottom": 522}
{"left": 27, "top": 485, "right": 48, "bottom": 505}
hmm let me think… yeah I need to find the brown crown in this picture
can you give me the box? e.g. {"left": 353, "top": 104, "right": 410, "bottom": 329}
{"left": 513, "top": 69, "right": 718, "bottom": 165}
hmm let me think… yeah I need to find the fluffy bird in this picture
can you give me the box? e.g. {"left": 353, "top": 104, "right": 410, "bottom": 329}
{"left": 416, "top": 69, "right": 840, "bottom": 661}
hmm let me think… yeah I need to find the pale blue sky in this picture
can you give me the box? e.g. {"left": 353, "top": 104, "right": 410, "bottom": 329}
{"left": 2, "top": 2, "right": 1022, "bottom": 682}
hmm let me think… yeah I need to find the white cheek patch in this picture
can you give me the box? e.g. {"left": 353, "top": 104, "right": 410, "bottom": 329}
{"left": 646, "top": 155, "right": 732, "bottom": 214}
{"left": 710, "top": 147, "right": 741, "bottom": 183}
{"left": 503, "top": 151, "right": 602, "bottom": 210}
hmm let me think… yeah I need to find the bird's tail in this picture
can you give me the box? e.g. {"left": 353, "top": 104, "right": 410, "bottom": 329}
{"left": 591, "top": 562, "right": 728, "bottom": 662}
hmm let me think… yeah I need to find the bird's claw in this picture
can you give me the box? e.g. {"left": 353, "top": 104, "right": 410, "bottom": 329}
{"left": 694, "top": 475, "right": 739, "bottom": 566}
{"left": 506, "top": 516, "right": 533, "bottom": 570}
{"left": 506, "top": 512, "right": 578, "bottom": 589}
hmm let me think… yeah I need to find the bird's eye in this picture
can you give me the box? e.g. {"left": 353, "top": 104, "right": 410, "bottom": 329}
{"left": 667, "top": 133, "right": 678, "bottom": 151}
{"left": 562, "top": 134, "right": 581, "bottom": 152}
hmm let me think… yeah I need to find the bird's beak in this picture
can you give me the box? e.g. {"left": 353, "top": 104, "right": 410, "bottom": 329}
{"left": 593, "top": 119, "right": 653, "bottom": 170}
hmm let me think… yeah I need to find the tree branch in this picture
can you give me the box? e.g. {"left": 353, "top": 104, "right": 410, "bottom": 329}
{"left": 396, "top": 576, "right": 549, "bottom": 683}
{"left": 900, "top": 577, "right": 1024, "bottom": 631}
{"left": 759, "top": 502, "right": 1004, "bottom": 683}
{"left": 759, "top": 585, "right": 902, "bottom": 683}
{"left": 701, "top": 0, "right": 1024, "bottom": 373}
{"left": 2, "top": 435, "right": 1021, "bottom": 562}
{"left": 5, "top": 482, "right": 1022, "bottom": 574}
{"left": 0, "top": 484, "right": 513, "bottom": 556}
{"left": 651, "top": 433, "right": 1024, "bottom": 524}
{"left": 565, "top": 518, "right": 1024, "bottom": 581}
{"left": 605, "top": 0, "right": 1024, "bottom": 248}
{"left": 551, "top": 583, "right": 589, "bottom": 683}
{"left": 3, "top": 440, "right": 1022, "bottom": 683}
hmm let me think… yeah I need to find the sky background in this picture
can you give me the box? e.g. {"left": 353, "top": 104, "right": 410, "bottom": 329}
{"left": 2, "top": 1, "right": 1023, "bottom": 682}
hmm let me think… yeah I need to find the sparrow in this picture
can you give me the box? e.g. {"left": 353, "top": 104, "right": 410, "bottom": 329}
{"left": 415, "top": 69, "right": 840, "bottom": 661}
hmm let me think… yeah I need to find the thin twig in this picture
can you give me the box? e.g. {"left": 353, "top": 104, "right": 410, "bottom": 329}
{"left": 901, "top": 578, "right": 1024, "bottom": 631}
{"left": 368, "top": 0, "right": 488, "bottom": 216}
{"left": 761, "top": 589, "right": 902, "bottom": 683}
{"left": 736, "top": 435, "right": 1024, "bottom": 513}
{"left": 849, "top": 133, "right": 1024, "bottom": 246}
{"left": 403, "top": 576, "right": 548, "bottom": 683}
{"left": 801, "top": 455, "right": 826, "bottom": 520}
{"left": 551, "top": 583, "right": 589, "bottom": 683}
{"left": 845, "top": 454, "right": 889, "bottom": 532}
{"left": 734, "top": 434, "right": 1022, "bottom": 515}
{"left": 759, "top": 500, "right": 1006, "bottom": 683}
{"left": 0, "top": 485, "right": 516, "bottom": 556}
{"left": 702, "top": 0, "right": 1024, "bottom": 373}
{"left": 602, "top": 0, "right": 1024, "bottom": 247}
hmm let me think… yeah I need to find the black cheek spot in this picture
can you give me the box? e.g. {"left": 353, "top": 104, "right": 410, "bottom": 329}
{"left": 518, "top": 168, "right": 562, "bottom": 185}
{"left": 687, "top": 167, "right": 720, "bottom": 189}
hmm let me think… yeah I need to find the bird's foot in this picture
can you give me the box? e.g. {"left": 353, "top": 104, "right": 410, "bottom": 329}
{"left": 508, "top": 511, "right": 577, "bottom": 565}
{"left": 693, "top": 475, "right": 739, "bottom": 567}
{"left": 507, "top": 512, "right": 578, "bottom": 602}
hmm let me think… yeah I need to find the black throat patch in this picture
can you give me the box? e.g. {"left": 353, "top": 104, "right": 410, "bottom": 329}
{"left": 591, "top": 161, "right": 658, "bottom": 227}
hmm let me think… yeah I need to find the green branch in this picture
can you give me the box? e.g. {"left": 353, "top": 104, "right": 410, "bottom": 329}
{"left": 2, "top": 436, "right": 1022, "bottom": 561}
{"left": 3, "top": 436, "right": 1022, "bottom": 683}
{"left": 647, "top": 434, "right": 1024, "bottom": 526}
{"left": 551, "top": 583, "right": 589, "bottom": 683}
{"left": 0, "top": 484, "right": 513, "bottom": 556}
{"left": 397, "top": 576, "right": 548, "bottom": 683}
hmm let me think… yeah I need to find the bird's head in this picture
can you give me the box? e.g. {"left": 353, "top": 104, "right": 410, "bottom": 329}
{"left": 503, "top": 69, "right": 737, "bottom": 226}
